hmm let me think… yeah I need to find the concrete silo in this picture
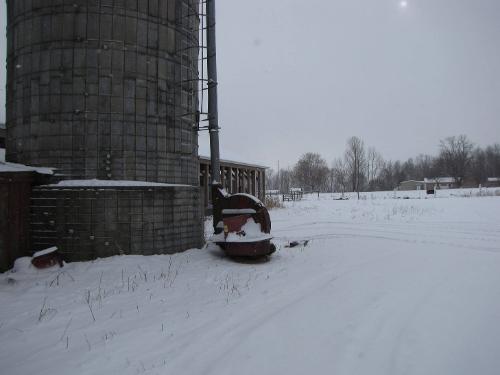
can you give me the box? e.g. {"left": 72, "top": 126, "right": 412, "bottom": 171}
{"left": 5, "top": 0, "right": 204, "bottom": 260}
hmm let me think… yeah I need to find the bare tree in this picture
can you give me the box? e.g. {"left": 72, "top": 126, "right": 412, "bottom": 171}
{"left": 470, "top": 148, "right": 487, "bottom": 185}
{"left": 414, "top": 154, "right": 438, "bottom": 181}
{"left": 469, "top": 144, "right": 500, "bottom": 185}
{"left": 265, "top": 168, "right": 276, "bottom": 190}
{"left": 439, "top": 135, "right": 474, "bottom": 187}
{"left": 293, "top": 153, "right": 330, "bottom": 192}
{"left": 331, "top": 158, "right": 348, "bottom": 195}
{"left": 325, "top": 135, "right": 497, "bottom": 191}
{"left": 366, "top": 147, "right": 384, "bottom": 190}
{"left": 344, "top": 137, "right": 366, "bottom": 198}
{"left": 265, "top": 167, "right": 296, "bottom": 193}
{"left": 279, "top": 168, "right": 293, "bottom": 193}
{"left": 485, "top": 144, "right": 500, "bottom": 178}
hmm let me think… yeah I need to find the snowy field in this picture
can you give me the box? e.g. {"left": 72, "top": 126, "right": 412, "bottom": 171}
{"left": 1, "top": 188, "right": 500, "bottom": 375}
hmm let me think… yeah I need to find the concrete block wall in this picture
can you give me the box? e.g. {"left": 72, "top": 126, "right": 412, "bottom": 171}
{"left": 30, "top": 185, "right": 204, "bottom": 261}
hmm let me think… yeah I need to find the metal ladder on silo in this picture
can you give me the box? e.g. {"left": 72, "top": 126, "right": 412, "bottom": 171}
{"left": 176, "top": 0, "right": 212, "bottom": 133}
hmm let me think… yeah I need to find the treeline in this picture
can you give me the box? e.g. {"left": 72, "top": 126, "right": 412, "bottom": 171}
{"left": 267, "top": 135, "right": 500, "bottom": 195}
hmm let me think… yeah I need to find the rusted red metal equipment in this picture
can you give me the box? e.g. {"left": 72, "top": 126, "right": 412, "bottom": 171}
{"left": 31, "top": 247, "right": 64, "bottom": 269}
{"left": 212, "top": 187, "right": 275, "bottom": 258}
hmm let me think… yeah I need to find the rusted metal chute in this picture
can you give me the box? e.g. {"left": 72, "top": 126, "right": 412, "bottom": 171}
{"left": 206, "top": 0, "right": 275, "bottom": 258}
{"left": 211, "top": 188, "right": 276, "bottom": 258}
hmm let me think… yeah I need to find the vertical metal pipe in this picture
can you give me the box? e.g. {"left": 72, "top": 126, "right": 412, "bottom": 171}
{"left": 206, "top": 0, "right": 221, "bottom": 185}
{"left": 236, "top": 168, "right": 240, "bottom": 192}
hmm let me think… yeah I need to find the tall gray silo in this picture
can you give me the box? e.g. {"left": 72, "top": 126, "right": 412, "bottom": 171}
{"left": 6, "top": 0, "right": 199, "bottom": 185}
{"left": 5, "top": 0, "right": 204, "bottom": 259}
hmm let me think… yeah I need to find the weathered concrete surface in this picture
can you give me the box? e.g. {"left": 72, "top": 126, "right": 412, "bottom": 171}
{"left": 4, "top": 1, "right": 204, "bottom": 263}
{"left": 6, "top": 0, "right": 200, "bottom": 186}
{"left": 30, "top": 185, "right": 204, "bottom": 261}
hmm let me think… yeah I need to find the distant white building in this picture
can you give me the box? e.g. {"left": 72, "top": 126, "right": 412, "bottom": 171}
{"left": 399, "top": 180, "right": 425, "bottom": 191}
{"left": 486, "top": 177, "right": 500, "bottom": 187}
{"left": 424, "top": 177, "right": 457, "bottom": 190}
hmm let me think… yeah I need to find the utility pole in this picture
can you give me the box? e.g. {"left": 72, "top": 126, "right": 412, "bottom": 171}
{"left": 207, "top": 0, "right": 220, "bottom": 186}
{"left": 277, "top": 160, "right": 280, "bottom": 192}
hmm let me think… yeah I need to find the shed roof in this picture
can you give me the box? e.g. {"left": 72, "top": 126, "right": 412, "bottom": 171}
{"left": 199, "top": 155, "right": 268, "bottom": 170}
{"left": 424, "top": 177, "right": 456, "bottom": 184}
{"left": 400, "top": 180, "right": 424, "bottom": 184}
{"left": 0, "top": 149, "right": 53, "bottom": 175}
{"left": 0, "top": 161, "right": 54, "bottom": 175}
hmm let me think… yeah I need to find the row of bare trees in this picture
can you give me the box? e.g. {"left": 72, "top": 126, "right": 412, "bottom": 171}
{"left": 266, "top": 135, "right": 500, "bottom": 195}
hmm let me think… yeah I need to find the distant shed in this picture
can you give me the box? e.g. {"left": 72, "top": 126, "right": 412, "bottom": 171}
{"left": 424, "top": 177, "right": 457, "bottom": 190}
{"left": 399, "top": 180, "right": 424, "bottom": 191}
{"left": 0, "top": 161, "right": 53, "bottom": 272}
{"left": 486, "top": 177, "right": 500, "bottom": 188}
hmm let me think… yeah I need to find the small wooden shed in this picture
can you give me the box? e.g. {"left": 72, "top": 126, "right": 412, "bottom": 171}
{"left": 0, "top": 161, "right": 53, "bottom": 272}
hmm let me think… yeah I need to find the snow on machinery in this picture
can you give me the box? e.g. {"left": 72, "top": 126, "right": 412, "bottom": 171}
{"left": 211, "top": 187, "right": 275, "bottom": 257}
{"left": 205, "top": 0, "right": 275, "bottom": 258}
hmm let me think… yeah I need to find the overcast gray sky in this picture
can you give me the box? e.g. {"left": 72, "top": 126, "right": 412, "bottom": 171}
{"left": 2, "top": 1, "right": 500, "bottom": 168}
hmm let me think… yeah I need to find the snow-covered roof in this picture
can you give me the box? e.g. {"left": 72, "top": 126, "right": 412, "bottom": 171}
{"left": 424, "top": 177, "right": 456, "bottom": 184}
{"left": 400, "top": 180, "right": 424, "bottom": 184}
{"left": 43, "top": 179, "right": 191, "bottom": 188}
{"left": 0, "top": 147, "right": 52, "bottom": 174}
{"left": 199, "top": 155, "right": 268, "bottom": 170}
{"left": 0, "top": 160, "right": 54, "bottom": 175}
{"left": 487, "top": 177, "right": 500, "bottom": 182}
{"left": 33, "top": 247, "right": 58, "bottom": 258}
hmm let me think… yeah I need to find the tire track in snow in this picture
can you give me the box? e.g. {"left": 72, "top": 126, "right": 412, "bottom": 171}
{"left": 272, "top": 221, "right": 500, "bottom": 254}
{"left": 167, "top": 250, "right": 399, "bottom": 375}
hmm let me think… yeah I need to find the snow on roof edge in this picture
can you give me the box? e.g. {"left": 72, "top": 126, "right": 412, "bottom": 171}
{"left": 42, "top": 179, "right": 193, "bottom": 188}
{"left": 199, "top": 155, "right": 268, "bottom": 170}
{"left": 423, "top": 177, "right": 457, "bottom": 183}
{"left": 0, "top": 161, "right": 54, "bottom": 175}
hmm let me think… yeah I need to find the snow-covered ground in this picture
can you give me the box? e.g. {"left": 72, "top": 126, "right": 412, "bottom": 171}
{"left": 1, "top": 189, "right": 500, "bottom": 375}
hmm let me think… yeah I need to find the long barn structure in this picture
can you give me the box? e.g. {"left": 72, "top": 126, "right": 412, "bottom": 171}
{"left": 199, "top": 156, "right": 267, "bottom": 213}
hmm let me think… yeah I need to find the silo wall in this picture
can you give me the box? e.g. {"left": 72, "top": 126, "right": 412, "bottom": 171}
{"left": 4, "top": 0, "right": 204, "bottom": 261}
{"left": 6, "top": 0, "right": 199, "bottom": 185}
{"left": 30, "top": 184, "right": 203, "bottom": 261}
